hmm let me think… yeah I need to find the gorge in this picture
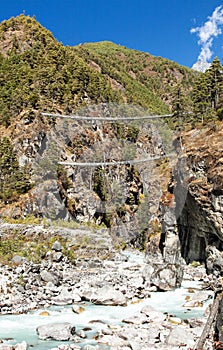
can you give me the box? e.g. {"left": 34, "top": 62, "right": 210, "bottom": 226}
{"left": 0, "top": 13, "right": 223, "bottom": 350}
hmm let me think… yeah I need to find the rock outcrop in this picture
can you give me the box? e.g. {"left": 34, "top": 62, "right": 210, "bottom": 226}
{"left": 176, "top": 124, "right": 223, "bottom": 270}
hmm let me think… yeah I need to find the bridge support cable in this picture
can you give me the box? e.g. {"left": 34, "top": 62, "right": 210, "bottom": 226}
{"left": 41, "top": 112, "right": 173, "bottom": 121}
{"left": 58, "top": 153, "right": 174, "bottom": 167}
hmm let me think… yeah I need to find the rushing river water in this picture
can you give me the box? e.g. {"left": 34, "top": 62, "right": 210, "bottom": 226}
{"left": 0, "top": 279, "right": 213, "bottom": 350}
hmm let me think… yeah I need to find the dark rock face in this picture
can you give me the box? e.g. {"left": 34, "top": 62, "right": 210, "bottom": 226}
{"left": 177, "top": 191, "right": 209, "bottom": 263}
{"left": 174, "top": 125, "right": 223, "bottom": 271}
{"left": 176, "top": 169, "right": 223, "bottom": 267}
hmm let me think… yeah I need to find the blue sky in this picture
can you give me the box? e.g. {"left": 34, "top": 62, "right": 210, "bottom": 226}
{"left": 1, "top": 0, "right": 223, "bottom": 68}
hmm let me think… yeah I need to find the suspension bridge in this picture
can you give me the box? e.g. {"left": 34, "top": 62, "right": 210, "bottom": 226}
{"left": 41, "top": 112, "right": 173, "bottom": 121}
{"left": 41, "top": 112, "right": 176, "bottom": 167}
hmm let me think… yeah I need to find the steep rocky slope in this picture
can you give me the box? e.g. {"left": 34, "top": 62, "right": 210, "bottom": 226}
{"left": 0, "top": 14, "right": 196, "bottom": 223}
{"left": 177, "top": 122, "right": 223, "bottom": 269}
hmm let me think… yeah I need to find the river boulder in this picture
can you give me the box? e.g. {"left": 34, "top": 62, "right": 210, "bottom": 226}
{"left": 89, "top": 286, "right": 127, "bottom": 306}
{"left": 36, "top": 322, "right": 76, "bottom": 340}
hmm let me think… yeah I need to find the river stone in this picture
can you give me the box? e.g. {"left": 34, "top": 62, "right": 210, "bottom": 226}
{"left": 52, "top": 288, "right": 73, "bottom": 305}
{"left": 150, "top": 263, "right": 183, "bottom": 291}
{"left": 52, "top": 252, "right": 63, "bottom": 262}
{"left": 165, "top": 327, "right": 195, "bottom": 347}
{"left": 52, "top": 240, "right": 62, "bottom": 252}
{"left": 140, "top": 305, "right": 166, "bottom": 323}
{"left": 11, "top": 256, "right": 24, "bottom": 265}
{"left": 14, "top": 342, "right": 27, "bottom": 350}
{"left": 98, "top": 334, "right": 130, "bottom": 347}
{"left": 36, "top": 322, "right": 76, "bottom": 340}
{"left": 0, "top": 343, "right": 27, "bottom": 350}
{"left": 0, "top": 345, "right": 13, "bottom": 350}
{"left": 122, "top": 312, "right": 148, "bottom": 324}
{"left": 168, "top": 316, "right": 182, "bottom": 325}
{"left": 76, "top": 329, "right": 86, "bottom": 338}
{"left": 40, "top": 270, "right": 59, "bottom": 286}
{"left": 183, "top": 291, "right": 210, "bottom": 308}
{"left": 72, "top": 305, "right": 85, "bottom": 314}
{"left": 90, "top": 286, "right": 127, "bottom": 306}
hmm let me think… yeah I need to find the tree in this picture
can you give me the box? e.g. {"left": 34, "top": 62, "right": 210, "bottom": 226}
{"left": 206, "top": 57, "right": 223, "bottom": 110}
{"left": 192, "top": 73, "right": 210, "bottom": 122}
{"left": 0, "top": 137, "right": 31, "bottom": 202}
{"left": 192, "top": 57, "right": 223, "bottom": 122}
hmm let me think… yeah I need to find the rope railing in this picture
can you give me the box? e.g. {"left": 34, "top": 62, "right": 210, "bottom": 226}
{"left": 41, "top": 112, "right": 173, "bottom": 121}
{"left": 58, "top": 153, "right": 174, "bottom": 167}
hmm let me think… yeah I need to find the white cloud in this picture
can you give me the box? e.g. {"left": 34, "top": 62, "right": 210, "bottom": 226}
{"left": 191, "top": 5, "right": 223, "bottom": 65}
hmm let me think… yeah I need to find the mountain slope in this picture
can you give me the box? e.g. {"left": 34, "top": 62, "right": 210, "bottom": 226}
{"left": 75, "top": 41, "right": 196, "bottom": 111}
{"left": 0, "top": 14, "right": 198, "bottom": 128}
{"left": 0, "top": 14, "right": 197, "bottom": 237}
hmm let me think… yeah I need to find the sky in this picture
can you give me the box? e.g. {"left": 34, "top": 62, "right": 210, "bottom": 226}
{"left": 1, "top": 0, "right": 223, "bottom": 68}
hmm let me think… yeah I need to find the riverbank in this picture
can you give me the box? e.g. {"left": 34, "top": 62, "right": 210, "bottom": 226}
{"left": 0, "top": 223, "right": 219, "bottom": 349}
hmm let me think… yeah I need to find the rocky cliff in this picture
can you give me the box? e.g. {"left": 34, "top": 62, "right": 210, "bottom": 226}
{"left": 176, "top": 122, "right": 223, "bottom": 273}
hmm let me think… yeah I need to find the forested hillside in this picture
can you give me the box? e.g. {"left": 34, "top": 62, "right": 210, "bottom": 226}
{"left": 0, "top": 14, "right": 198, "bottom": 128}
{"left": 0, "top": 14, "right": 223, "bottom": 231}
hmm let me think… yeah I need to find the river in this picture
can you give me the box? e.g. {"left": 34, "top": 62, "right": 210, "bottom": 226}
{"left": 0, "top": 278, "right": 213, "bottom": 350}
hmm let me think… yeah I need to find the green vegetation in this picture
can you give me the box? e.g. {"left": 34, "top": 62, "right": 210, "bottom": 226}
{"left": 75, "top": 41, "right": 196, "bottom": 114}
{"left": 0, "top": 137, "right": 31, "bottom": 203}
{"left": 191, "top": 57, "right": 223, "bottom": 123}
{"left": 0, "top": 15, "right": 198, "bottom": 127}
{"left": 0, "top": 230, "right": 76, "bottom": 265}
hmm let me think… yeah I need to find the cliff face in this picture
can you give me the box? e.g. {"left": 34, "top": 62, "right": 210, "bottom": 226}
{"left": 177, "top": 123, "right": 223, "bottom": 269}
{"left": 1, "top": 107, "right": 173, "bottom": 242}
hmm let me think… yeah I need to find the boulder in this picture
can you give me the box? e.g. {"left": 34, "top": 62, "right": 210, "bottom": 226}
{"left": 140, "top": 305, "right": 166, "bottom": 323}
{"left": 72, "top": 305, "right": 85, "bottom": 314}
{"left": 122, "top": 312, "right": 148, "bottom": 324}
{"left": 0, "top": 343, "right": 27, "bottom": 350}
{"left": 52, "top": 252, "right": 63, "bottom": 262}
{"left": 165, "top": 327, "right": 195, "bottom": 347}
{"left": 15, "top": 342, "right": 27, "bottom": 350}
{"left": 52, "top": 287, "right": 73, "bottom": 305}
{"left": 36, "top": 322, "right": 76, "bottom": 340}
{"left": 183, "top": 291, "right": 210, "bottom": 308}
{"left": 40, "top": 270, "right": 60, "bottom": 286}
{"left": 90, "top": 286, "right": 127, "bottom": 306}
{"left": 76, "top": 329, "right": 86, "bottom": 338}
{"left": 98, "top": 334, "right": 130, "bottom": 347}
{"left": 143, "top": 262, "right": 183, "bottom": 291}
{"left": 11, "top": 256, "right": 25, "bottom": 265}
{"left": 52, "top": 240, "right": 62, "bottom": 252}
{"left": 206, "top": 245, "right": 223, "bottom": 276}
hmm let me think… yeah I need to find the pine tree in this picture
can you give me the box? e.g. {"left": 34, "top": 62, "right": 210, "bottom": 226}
{"left": 192, "top": 73, "right": 210, "bottom": 121}
{"left": 206, "top": 57, "right": 223, "bottom": 110}
{"left": 192, "top": 57, "right": 223, "bottom": 122}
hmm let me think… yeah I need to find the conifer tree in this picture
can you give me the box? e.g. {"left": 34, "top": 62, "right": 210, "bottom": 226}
{"left": 206, "top": 57, "right": 223, "bottom": 110}
{"left": 192, "top": 57, "right": 223, "bottom": 121}
{"left": 192, "top": 73, "right": 210, "bottom": 121}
